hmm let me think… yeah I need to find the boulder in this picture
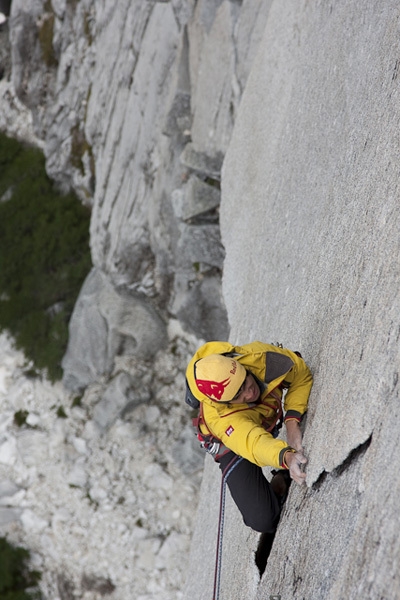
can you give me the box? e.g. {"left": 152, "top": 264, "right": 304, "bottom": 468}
{"left": 174, "top": 274, "right": 229, "bottom": 341}
{"left": 0, "top": 507, "right": 22, "bottom": 525}
{"left": 176, "top": 223, "right": 224, "bottom": 271}
{"left": 62, "top": 268, "right": 168, "bottom": 392}
{"left": 0, "top": 478, "right": 21, "bottom": 503}
{"left": 173, "top": 175, "right": 221, "bottom": 223}
{"left": 180, "top": 143, "right": 224, "bottom": 181}
{"left": 16, "top": 430, "right": 48, "bottom": 468}
{"left": 92, "top": 371, "right": 148, "bottom": 431}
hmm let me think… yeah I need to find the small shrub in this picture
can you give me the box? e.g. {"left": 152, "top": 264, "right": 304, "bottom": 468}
{"left": 0, "top": 133, "right": 92, "bottom": 381}
{"left": 71, "top": 395, "right": 82, "bottom": 407}
{"left": 14, "top": 410, "right": 29, "bottom": 427}
{"left": 56, "top": 406, "right": 67, "bottom": 419}
{"left": 23, "top": 367, "right": 40, "bottom": 380}
{"left": 0, "top": 536, "right": 42, "bottom": 599}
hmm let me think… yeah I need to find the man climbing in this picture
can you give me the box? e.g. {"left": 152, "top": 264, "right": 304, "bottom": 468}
{"left": 185, "top": 340, "right": 313, "bottom": 534}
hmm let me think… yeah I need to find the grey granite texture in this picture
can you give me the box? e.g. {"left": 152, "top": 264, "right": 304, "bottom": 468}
{"left": 185, "top": 1, "right": 400, "bottom": 598}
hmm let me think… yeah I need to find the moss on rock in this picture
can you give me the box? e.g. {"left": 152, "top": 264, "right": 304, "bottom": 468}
{"left": 38, "top": 2, "right": 58, "bottom": 68}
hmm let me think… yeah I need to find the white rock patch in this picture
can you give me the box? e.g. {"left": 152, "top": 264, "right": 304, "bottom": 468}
{"left": 0, "top": 331, "right": 203, "bottom": 599}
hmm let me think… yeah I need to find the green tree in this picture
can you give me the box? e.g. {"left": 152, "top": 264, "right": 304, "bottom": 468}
{"left": 0, "top": 133, "right": 92, "bottom": 380}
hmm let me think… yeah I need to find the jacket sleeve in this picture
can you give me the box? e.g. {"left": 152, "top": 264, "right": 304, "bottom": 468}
{"left": 209, "top": 412, "right": 293, "bottom": 469}
{"left": 282, "top": 351, "right": 313, "bottom": 421}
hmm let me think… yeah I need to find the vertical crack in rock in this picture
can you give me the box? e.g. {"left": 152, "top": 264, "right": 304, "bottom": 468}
{"left": 255, "top": 531, "right": 275, "bottom": 577}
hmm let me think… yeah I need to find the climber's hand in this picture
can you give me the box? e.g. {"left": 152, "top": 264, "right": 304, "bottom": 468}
{"left": 285, "top": 450, "right": 307, "bottom": 485}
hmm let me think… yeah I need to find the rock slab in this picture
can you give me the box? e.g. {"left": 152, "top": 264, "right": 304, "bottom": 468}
{"left": 185, "top": 1, "right": 400, "bottom": 599}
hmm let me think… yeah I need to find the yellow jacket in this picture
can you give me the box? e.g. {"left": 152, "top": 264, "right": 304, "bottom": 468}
{"left": 186, "top": 341, "right": 313, "bottom": 469}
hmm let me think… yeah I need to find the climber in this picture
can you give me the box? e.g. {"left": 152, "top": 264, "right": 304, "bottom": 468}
{"left": 185, "top": 340, "right": 313, "bottom": 533}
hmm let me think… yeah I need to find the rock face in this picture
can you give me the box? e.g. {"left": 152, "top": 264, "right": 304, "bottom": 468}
{"left": 5, "top": 0, "right": 399, "bottom": 599}
{"left": 185, "top": 1, "right": 400, "bottom": 599}
{"left": 7, "top": 0, "right": 271, "bottom": 348}
{"left": 0, "top": 15, "right": 40, "bottom": 145}
{"left": 0, "top": 2, "right": 273, "bottom": 599}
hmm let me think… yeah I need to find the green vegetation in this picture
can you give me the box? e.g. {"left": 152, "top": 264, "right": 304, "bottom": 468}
{"left": 71, "top": 394, "right": 83, "bottom": 407}
{"left": 14, "top": 410, "right": 29, "bottom": 427}
{"left": 38, "top": 2, "right": 58, "bottom": 68}
{"left": 56, "top": 406, "right": 67, "bottom": 418}
{"left": 0, "top": 133, "right": 92, "bottom": 381}
{"left": 84, "top": 12, "right": 94, "bottom": 46}
{"left": 0, "top": 537, "right": 42, "bottom": 599}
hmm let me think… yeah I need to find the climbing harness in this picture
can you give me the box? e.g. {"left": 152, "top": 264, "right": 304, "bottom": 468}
{"left": 212, "top": 454, "right": 243, "bottom": 600}
{"left": 192, "top": 403, "right": 231, "bottom": 461}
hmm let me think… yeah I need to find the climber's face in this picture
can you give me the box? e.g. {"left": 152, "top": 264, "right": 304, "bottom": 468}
{"left": 229, "top": 373, "right": 260, "bottom": 404}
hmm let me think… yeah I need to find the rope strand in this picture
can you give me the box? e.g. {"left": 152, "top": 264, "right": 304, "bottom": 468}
{"left": 212, "top": 456, "right": 243, "bottom": 600}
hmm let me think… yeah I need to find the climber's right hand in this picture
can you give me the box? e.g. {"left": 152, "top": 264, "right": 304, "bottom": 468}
{"left": 285, "top": 450, "right": 307, "bottom": 485}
